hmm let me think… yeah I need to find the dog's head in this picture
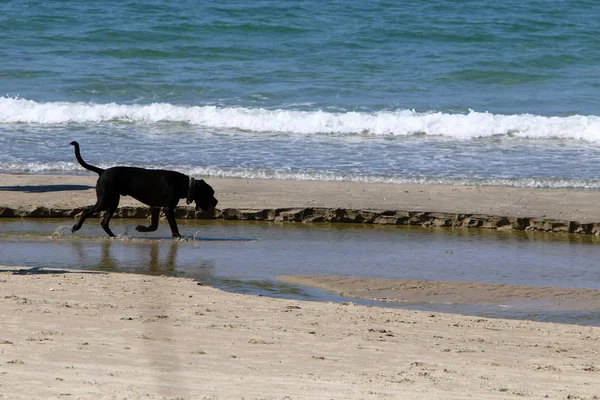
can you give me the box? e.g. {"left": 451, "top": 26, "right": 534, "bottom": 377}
{"left": 192, "top": 179, "right": 218, "bottom": 212}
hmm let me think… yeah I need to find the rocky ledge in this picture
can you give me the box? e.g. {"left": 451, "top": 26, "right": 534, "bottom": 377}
{"left": 0, "top": 206, "right": 598, "bottom": 235}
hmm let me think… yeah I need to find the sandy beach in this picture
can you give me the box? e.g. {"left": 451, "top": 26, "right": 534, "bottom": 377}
{"left": 2, "top": 173, "right": 600, "bottom": 398}
{"left": 2, "top": 267, "right": 600, "bottom": 400}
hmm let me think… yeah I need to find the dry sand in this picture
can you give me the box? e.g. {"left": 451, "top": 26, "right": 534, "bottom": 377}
{"left": 1, "top": 267, "right": 600, "bottom": 400}
{"left": 2, "top": 174, "right": 600, "bottom": 398}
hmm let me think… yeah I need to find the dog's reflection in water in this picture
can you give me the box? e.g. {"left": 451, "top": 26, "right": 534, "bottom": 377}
{"left": 72, "top": 239, "right": 215, "bottom": 282}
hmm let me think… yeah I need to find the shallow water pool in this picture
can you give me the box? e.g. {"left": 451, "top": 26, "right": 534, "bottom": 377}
{"left": 2, "top": 219, "right": 600, "bottom": 325}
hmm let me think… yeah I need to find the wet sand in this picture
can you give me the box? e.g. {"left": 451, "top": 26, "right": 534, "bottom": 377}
{"left": 279, "top": 276, "right": 600, "bottom": 311}
{"left": 2, "top": 266, "right": 600, "bottom": 400}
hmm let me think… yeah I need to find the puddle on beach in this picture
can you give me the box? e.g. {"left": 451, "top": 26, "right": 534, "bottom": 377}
{"left": 2, "top": 218, "right": 600, "bottom": 326}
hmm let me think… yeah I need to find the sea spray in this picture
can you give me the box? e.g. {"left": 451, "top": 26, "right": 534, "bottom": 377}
{"left": 51, "top": 225, "right": 71, "bottom": 239}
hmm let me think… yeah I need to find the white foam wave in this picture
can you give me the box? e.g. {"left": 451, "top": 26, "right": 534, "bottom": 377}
{"left": 2, "top": 162, "right": 600, "bottom": 190}
{"left": 2, "top": 97, "right": 600, "bottom": 141}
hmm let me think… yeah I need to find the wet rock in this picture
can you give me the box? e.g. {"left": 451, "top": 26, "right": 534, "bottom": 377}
{"left": 274, "top": 209, "right": 304, "bottom": 222}
{"left": 0, "top": 207, "right": 15, "bottom": 217}
{"left": 117, "top": 207, "right": 149, "bottom": 218}
{"left": 2, "top": 205, "right": 600, "bottom": 236}
{"left": 374, "top": 215, "right": 402, "bottom": 225}
{"left": 526, "top": 218, "right": 571, "bottom": 233}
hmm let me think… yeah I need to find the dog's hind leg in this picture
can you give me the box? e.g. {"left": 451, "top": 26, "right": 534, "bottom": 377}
{"left": 99, "top": 191, "right": 120, "bottom": 237}
{"left": 72, "top": 202, "right": 107, "bottom": 234}
{"left": 100, "top": 204, "right": 118, "bottom": 237}
{"left": 136, "top": 207, "right": 160, "bottom": 233}
{"left": 72, "top": 191, "right": 120, "bottom": 237}
{"left": 73, "top": 179, "right": 115, "bottom": 235}
{"left": 162, "top": 206, "right": 182, "bottom": 238}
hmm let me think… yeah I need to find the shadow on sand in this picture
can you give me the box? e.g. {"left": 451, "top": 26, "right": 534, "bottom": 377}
{"left": 0, "top": 184, "right": 93, "bottom": 193}
{"left": 5, "top": 266, "right": 107, "bottom": 276}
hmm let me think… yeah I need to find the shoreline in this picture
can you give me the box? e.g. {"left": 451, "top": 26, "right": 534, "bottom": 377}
{"left": 2, "top": 266, "right": 600, "bottom": 399}
{"left": 3, "top": 173, "right": 600, "bottom": 234}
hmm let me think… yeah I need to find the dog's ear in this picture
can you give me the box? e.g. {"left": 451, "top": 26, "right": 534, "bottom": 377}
{"left": 194, "top": 179, "right": 216, "bottom": 202}
{"left": 195, "top": 179, "right": 212, "bottom": 192}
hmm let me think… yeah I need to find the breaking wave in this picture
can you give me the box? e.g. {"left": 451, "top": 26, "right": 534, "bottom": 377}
{"left": 2, "top": 97, "right": 600, "bottom": 141}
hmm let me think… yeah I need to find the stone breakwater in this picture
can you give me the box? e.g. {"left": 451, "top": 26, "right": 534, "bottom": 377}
{"left": 1, "top": 205, "right": 598, "bottom": 235}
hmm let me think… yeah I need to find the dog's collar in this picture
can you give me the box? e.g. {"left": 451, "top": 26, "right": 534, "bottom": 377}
{"left": 186, "top": 177, "right": 195, "bottom": 204}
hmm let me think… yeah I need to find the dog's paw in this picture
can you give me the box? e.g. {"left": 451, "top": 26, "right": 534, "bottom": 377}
{"left": 135, "top": 225, "right": 150, "bottom": 232}
{"left": 136, "top": 225, "right": 155, "bottom": 232}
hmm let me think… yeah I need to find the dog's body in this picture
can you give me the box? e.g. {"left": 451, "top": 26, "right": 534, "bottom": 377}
{"left": 70, "top": 141, "right": 218, "bottom": 238}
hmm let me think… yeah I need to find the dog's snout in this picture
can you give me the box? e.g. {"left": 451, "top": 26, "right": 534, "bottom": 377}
{"left": 195, "top": 196, "right": 218, "bottom": 212}
{"left": 197, "top": 202, "right": 217, "bottom": 212}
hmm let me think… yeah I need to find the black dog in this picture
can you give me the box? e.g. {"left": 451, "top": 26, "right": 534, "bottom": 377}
{"left": 70, "top": 141, "right": 218, "bottom": 238}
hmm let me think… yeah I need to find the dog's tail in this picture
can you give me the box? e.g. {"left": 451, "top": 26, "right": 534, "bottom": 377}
{"left": 70, "top": 141, "right": 105, "bottom": 175}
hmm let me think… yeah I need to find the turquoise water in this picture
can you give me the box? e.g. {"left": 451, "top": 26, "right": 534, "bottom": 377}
{"left": 2, "top": 0, "right": 600, "bottom": 186}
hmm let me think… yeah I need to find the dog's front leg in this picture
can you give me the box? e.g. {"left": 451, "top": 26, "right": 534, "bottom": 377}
{"left": 136, "top": 207, "right": 160, "bottom": 233}
{"left": 162, "top": 206, "right": 181, "bottom": 238}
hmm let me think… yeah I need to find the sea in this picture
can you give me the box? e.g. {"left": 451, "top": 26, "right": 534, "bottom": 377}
{"left": 2, "top": 0, "right": 600, "bottom": 188}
